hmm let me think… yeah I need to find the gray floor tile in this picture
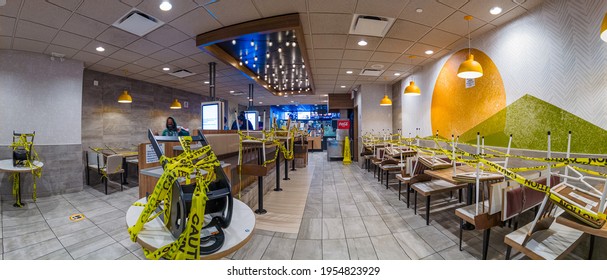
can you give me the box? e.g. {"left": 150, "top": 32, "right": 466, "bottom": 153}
{"left": 339, "top": 204, "right": 361, "bottom": 217}
{"left": 346, "top": 237, "right": 377, "bottom": 260}
{"left": 307, "top": 193, "right": 323, "bottom": 204}
{"left": 37, "top": 248, "right": 73, "bottom": 260}
{"left": 3, "top": 238, "right": 63, "bottom": 260}
{"left": 3, "top": 229, "right": 56, "bottom": 253}
{"left": 370, "top": 234, "right": 410, "bottom": 260}
{"left": 422, "top": 253, "right": 444, "bottom": 260}
{"left": 254, "top": 229, "right": 275, "bottom": 237}
{"left": 1, "top": 208, "right": 44, "bottom": 227}
{"left": 322, "top": 192, "right": 338, "bottom": 204}
{"left": 438, "top": 244, "right": 477, "bottom": 260}
{"left": 361, "top": 215, "right": 391, "bottom": 237}
{"left": 356, "top": 202, "right": 379, "bottom": 216}
{"left": 3, "top": 221, "right": 50, "bottom": 238}
{"left": 342, "top": 216, "right": 368, "bottom": 238}
{"left": 64, "top": 233, "right": 116, "bottom": 259}
{"left": 49, "top": 219, "right": 97, "bottom": 238}
{"left": 298, "top": 218, "right": 322, "bottom": 239}
{"left": 87, "top": 209, "right": 124, "bottom": 225}
{"left": 78, "top": 242, "right": 130, "bottom": 260}
{"left": 58, "top": 226, "right": 106, "bottom": 248}
{"left": 74, "top": 200, "right": 113, "bottom": 213}
{"left": 118, "top": 253, "right": 140, "bottom": 260}
{"left": 273, "top": 232, "right": 299, "bottom": 239}
{"left": 262, "top": 237, "right": 296, "bottom": 260}
{"left": 232, "top": 234, "right": 272, "bottom": 260}
{"left": 393, "top": 230, "right": 435, "bottom": 260}
{"left": 381, "top": 213, "right": 412, "bottom": 233}
{"left": 322, "top": 218, "right": 345, "bottom": 239}
{"left": 303, "top": 203, "right": 322, "bottom": 218}
{"left": 292, "top": 239, "right": 322, "bottom": 260}
{"left": 415, "top": 226, "right": 456, "bottom": 252}
{"left": 322, "top": 203, "right": 340, "bottom": 218}
{"left": 322, "top": 239, "right": 349, "bottom": 260}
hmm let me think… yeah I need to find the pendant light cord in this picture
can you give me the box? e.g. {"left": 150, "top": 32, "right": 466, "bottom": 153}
{"left": 467, "top": 19, "right": 471, "bottom": 56}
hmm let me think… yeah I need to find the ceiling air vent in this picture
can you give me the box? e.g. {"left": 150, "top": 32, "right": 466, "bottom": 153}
{"left": 349, "top": 14, "right": 395, "bottom": 37}
{"left": 168, "top": 69, "right": 195, "bottom": 78}
{"left": 112, "top": 8, "right": 164, "bottom": 36}
{"left": 230, "top": 91, "right": 245, "bottom": 96}
{"left": 359, "top": 69, "right": 384, "bottom": 76}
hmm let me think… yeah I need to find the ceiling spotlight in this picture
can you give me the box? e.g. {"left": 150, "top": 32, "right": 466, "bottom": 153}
{"left": 259, "top": 101, "right": 263, "bottom": 104}
{"left": 245, "top": 60, "right": 248, "bottom": 65}
{"left": 340, "top": 85, "right": 346, "bottom": 88}
{"left": 394, "top": 72, "right": 401, "bottom": 76}
{"left": 159, "top": 1, "right": 172, "bottom": 11}
{"left": 239, "top": 61, "right": 243, "bottom": 66}
{"left": 279, "top": 64, "right": 283, "bottom": 69}
{"left": 346, "top": 70, "right": 353, "bottom": 74}
{"left": 232, "top": 39, "right": 236, "bottom": 45}
{"left": 358, "top": 40, "right": 368, "bottom": 46}
{"left": 229, "top": 90, "right": 235, "bottom": 93}
{"left": 290, "top": 100, "right": 294, "bottom": 103}
{"left": 204, "top": 81, "right": 210, "bottom": 84}
{"left": 163, "top": 67, "right": 170, "bottom": 71}
{"left": 490, "top": 6, "right": 502, "bottom": 15}
{"left": 254, "top": 56, "right": 258, "bottom": 61}
{"left": 292, "top": 42, "right": 296, "bottom": 47}
{"left": 95, "top": 46, "right": 105, "bottom": 52}
{"left": 266, "top": 64, "right": 269, "bottom": 68}
{"left": 253, "top": 63, "right": 256, "bottom": 68}
{"left": 269, "top": 41, "right": 273, "bottom": 47}
{"left": 286, "top": 42, "right": 290, "bottom": 47}
{"left": 425, "top": 50, "right": 434, "bottom": 55}
{"left": 416, "top": 8, "right": 423, "bottom": 13}
{"left": 302, "top": 64, "right": 305, "bottom": 69}
{"left": 278, "top": 47, "right": 282, "bottom": 53}
{"left": 322, "top": 94, "right": 328, "bottom": 97}
{"left": 250, "top": 40, "right": 254, "bottom": 46}
{"left": 266, "top": 52, "right": 270, "bottom": 58}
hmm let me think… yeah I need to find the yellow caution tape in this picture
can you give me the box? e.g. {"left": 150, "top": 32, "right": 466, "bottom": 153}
{"left": 9, "top": 133, "right": 41, "bottom": 205}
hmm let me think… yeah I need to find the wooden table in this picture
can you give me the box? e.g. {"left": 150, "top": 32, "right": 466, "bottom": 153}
{"left": 504, "top": 220, "right": 584, "bottom": 260}
{"left": 125, "top": 197, "right": 255, "bottom": 259}
{"left": 0, "top": 159, "right": 43, "bottom": 207}
{"left": 556, "top": 212, "right": 607, "bottom": 259}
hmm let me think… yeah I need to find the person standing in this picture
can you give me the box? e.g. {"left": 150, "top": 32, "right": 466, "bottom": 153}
{"left": 162, "top": 116, "right": 190, "bottom": 136}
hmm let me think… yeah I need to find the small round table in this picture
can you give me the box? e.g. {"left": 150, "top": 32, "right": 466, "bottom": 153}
{"left": 126, "top": 197, "right": 255, "bottom": 259}
{"left": 0, "top": 159, "right": 43, "bottom": 207}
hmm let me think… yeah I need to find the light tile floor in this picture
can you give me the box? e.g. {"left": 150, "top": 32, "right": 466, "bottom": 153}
{"left": 0, "top": 152, "right": 604, "bottom": 260}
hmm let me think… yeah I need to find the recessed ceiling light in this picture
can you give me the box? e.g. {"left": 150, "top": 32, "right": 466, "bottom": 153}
{"left": 95, "top": 46, "right": 105, "bottom": 52}
{"left": 229, "top": 90, "right": 234, "bottom": 93}
{"left": 204, "top": 81, "right": 209, "bottom": 84}
{"left": 290, "top": 100, "right": 294, "bottom": 103}
{"left": 259, "top": 101, "right": 263, "bottom": 104}
{"left": 358, "top": 40, "right": 368, "bottom": 46}
{"left": 425, "top": 50, "right": 434, "bottom": 55}
{"left": 340, "top": 85, "right": 346, "bottom": 88}
{"left": 159, "top": 1, "right": 172, "bottom": 11}
{"left": 346, "top": 70, "right": 353, "bottom": 74}
{"left": 394, "top": 73, "right": 401, "bottom": 76}
{"left": 416, "top": 8, "right": 423, "bottom": 13}
{"left": 162, "top": 67, "right": 170, "bottom": 71}
{"left": 322, "top": 94, "right": 328, "bottom": 97}
{"left": 490, "top": 6, "right": 502, "bottom": 15}
{"left": 232, "top": 39, "right": 236, "bottom": 45}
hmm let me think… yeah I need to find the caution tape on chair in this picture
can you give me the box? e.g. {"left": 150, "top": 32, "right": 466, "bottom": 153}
{"left": 10, "top": 133, "right": 41, "bottom": 206}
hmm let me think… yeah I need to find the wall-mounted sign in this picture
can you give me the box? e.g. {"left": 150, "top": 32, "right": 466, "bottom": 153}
{"left": 337, "top": 120, "right": 350, "bottom": 130}
{"left": 465, "top": 78, "right": 475, "bottom": 88}
{"left": 146, "top": 143, "right": 164, "bottom": 164}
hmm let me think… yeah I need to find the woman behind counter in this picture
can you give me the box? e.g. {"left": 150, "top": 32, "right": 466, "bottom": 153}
{"left": 162, "top": 116, "right": 190, "bottom": 136}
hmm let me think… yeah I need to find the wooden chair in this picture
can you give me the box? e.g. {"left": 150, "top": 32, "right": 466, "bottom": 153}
{"left": 101, "top": 154, "right": 124, "bottom": 195}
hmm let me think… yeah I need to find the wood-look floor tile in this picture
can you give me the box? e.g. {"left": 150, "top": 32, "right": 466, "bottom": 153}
{"left": 322, "top": 239, "right": 349, "bottom": 259}
{"left": 346, "top": 237, "right": 377, "bottom": 260}
{"left": 262, "top": 237, "right": 296, "bottom": 260}
{"left": 292, "top": 239, "right": 322, "bottom": 260}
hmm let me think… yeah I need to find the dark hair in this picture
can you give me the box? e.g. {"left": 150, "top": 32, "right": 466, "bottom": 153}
{"left": 166, "top": 116, "right": 177, "bottom": 130}
{"left": 238, "top": 115, "right": 245, "bottom": 122}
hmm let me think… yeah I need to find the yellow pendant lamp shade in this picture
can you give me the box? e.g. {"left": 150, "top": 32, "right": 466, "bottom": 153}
{"left": 601, "top": 12, "right": 607, "bottom": 42}
{"left": 457, "top": 54, "right": 483, "bottom": 79}
{"left": 379, "top": 95, "right": 392, "bottom": 106}
{"left": 117, "top": 90, "right": 132, "bottom": 103}
{"left": 404, "top": 81, "right": 421, "bottom": 95}
{"left": 170, "top": 98, "right": 182, "bottom": 109}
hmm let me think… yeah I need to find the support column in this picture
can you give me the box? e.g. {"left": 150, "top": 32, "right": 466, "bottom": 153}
{"left": 209, "top": 62, "right": 216, "bottom": 100}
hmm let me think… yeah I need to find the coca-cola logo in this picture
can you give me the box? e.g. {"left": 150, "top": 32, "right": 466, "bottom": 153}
{"left": 337, "top": 120, "right": 350, "bottom": 129}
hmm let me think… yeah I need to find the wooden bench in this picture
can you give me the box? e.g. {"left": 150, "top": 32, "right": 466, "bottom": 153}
{"left": 379, "top": 161, "right": 403, "bottom": 188}
{"left": 411, "top": 178, "right": 467, "bottom": 225}
{"left": 504, "top": 221, "right": 585, "bottom": 260}
{"left": 455, "top": 200, "right": 501, "bottom": 260}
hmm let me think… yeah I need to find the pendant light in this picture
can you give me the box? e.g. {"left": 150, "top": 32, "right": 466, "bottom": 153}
{"left": 404, "top": 55, "right": 421, "bottom": 95}
{"left": 379, "top": 84, "right": 392, "bottom": 106}
{"left": 170, "top": 98, "right": 182, "bottom": 109}
{"left": 601, "top": 12, "right": 607, "bottom": 42}
{"left": 117, "top": 69, "right": 133, "bottom": 103}
{"left": 457, "top": 15, "right": 483, "bottom": 79}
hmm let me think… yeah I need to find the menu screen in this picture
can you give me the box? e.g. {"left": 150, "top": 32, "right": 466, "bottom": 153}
{"left": 202, "top": 103, "right": 219, "bottom": 130}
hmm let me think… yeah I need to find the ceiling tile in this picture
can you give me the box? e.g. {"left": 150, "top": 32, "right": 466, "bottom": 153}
{"left": 471, "top": 23, "right": 496, "bottom": 39}
{"left": 148, "top": 48, "right": 184, "bottom": 62}
{"left": 121, "top": 63, "right": 147, "bottom": 74}
{"left": 52, "top": 31, "right": 91, "bottom": 49}
{"left": 15, "top": 20, "right": 57, "bottom": 42}
{"left": 431, "top": 49, "right": 452, "bottom": 60}
{"left": 95, "top": 57, "right": 128, "bottom": 68}
{"left": 125, "top": 38, "right": 163, "bottom": 56}
{"left": 45, "top": 44, "right": 79, "bottom": 58}
{"left": 490, "top": 6, "right": 527, "bottom": 26}
{"left": 370, "top": 51, "right": 400, "bottom": 62}
{"left": 96, "top": 27, "right": 139, "bottom": 48}
{"left": 386, "top": 19, "right": 431, "bottom": 41}
{"left": 83, "top": 40, "right": 120, "bottom": 55}
{"left": 0, "top": 16, "right": 15, "bottom": 36}
{"left": 314, "top": 68, "right": 340, "bottom": 75}
{"left": 133, "top": 57, "right": 164, "bottom": 68}
{"left": 252, "top": 0, "right": 307, "bottom": 17}
{"left": 0, "top": 0, "right": 23, "bottom": 17}
{"left": 436, "top": 11, "right": 486, "bottom": 36}
{"left": 460, "top": 0, "right": 518, "bottom": 22}
{"left": 339, "top": 59, "right": 367, "bottom": 68}
{"left": 342, "top": 49, "right": 373, "bottom": 61}
{"left": 62, "top": 14, "right": 108, "bottom": 39}
{"left": 169, "top": 39, "right": 200, "bottom": 57}
{"left": 336, "top": 74, "right": 357, "bottom": 81}
{"left": 134, "top": 0, "right": 198, "bottom": 23}
{"left": 72, "top": 51, "right": 105, "bottom": 65}
{"left": 437, "top": 0, "right": 470, "bottom": 9}
{"left": 406, "top": 42, "right": 442, "bottom": 58}
{"left": 299, "top": 13, "right": 311, "bottom": 35}
{"left": 172, "top": 57, "right": 199, "bottom": 69}
{"left": 314, "top": 49, "right": 343, "bottom": 60}
{"left": 308, "top": 0, "right": 356, "bottom": 13}
{"left": 345, "top": 35, "right": 382, "bottom": 49}
{"left": 139, "top": 69, "right": 164, "bottom": 78}
{"left": 364, "top": 61, "right": 391, "bottom": 69}
{"left": 110, "top": 48, "right": 144, "bottom": 63}
{"left": 144, "top": 24, "right": 189, "bottom": 48}
{"left": 169, "top": 7, "right": 222, "bottom": 37}
{"left": 515, "top": 0, "right": 543, "bottom": 10}
{"left": 314, "top": 74, "right": 338, "bottom": 81}
{"left": 355, "top": 0, "right": 410, "bottom": 18}
{"left": 20, "top": 0, "right": 71, "bottom": 28}
{"left": 76, "top": 0, "right": 131, "bottom": 25}
{"left": 356, "top": 76, "right": 379, "bottom": 81}
{"left": 309, "top": 13, "right": 352, "bottom": 34}
{"left": 314, "top": 59, "right": 341, "bottom": 68}
{"left": 87, "top": 64, "right": 115, "bottom": 73}
{"left": 398, "top": 0, "right": 455, "bottom": 27}
{"left": 376, "top": 38, "right": 414, "bottom": 53}
{"left": 418, "top": 28, "right": 461, "bottom": 47}
{"left": 189, "top": 52, "right": 219, "bottom": 64}
{"left": 388, "top": 63, "right": 414, "bottom": 71}
{"left": 12, "top": 38, "right": 48, "bottom": 53}
{"left": 0, "top": 36, "right": 12, "bottom": 48}
{"left": 48, "top": 0, "right": 82, "bottom": 11}
{"left": 312, "top": 34, "right": 347, "bottom": 49}
{"left": 205, "top": 0, "right": 262, "bottom": 27}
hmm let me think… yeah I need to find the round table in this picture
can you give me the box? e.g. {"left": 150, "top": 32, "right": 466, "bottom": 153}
{"left": 126, "top": 197, "right": 255, "bottom": 259}
{"left": 0, "top": 159, "right": 43, "bottom": 207}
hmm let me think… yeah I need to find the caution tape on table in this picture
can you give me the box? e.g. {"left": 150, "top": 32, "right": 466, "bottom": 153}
{"left": 9, "top": 133, "right": 41, "bottom": 206}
